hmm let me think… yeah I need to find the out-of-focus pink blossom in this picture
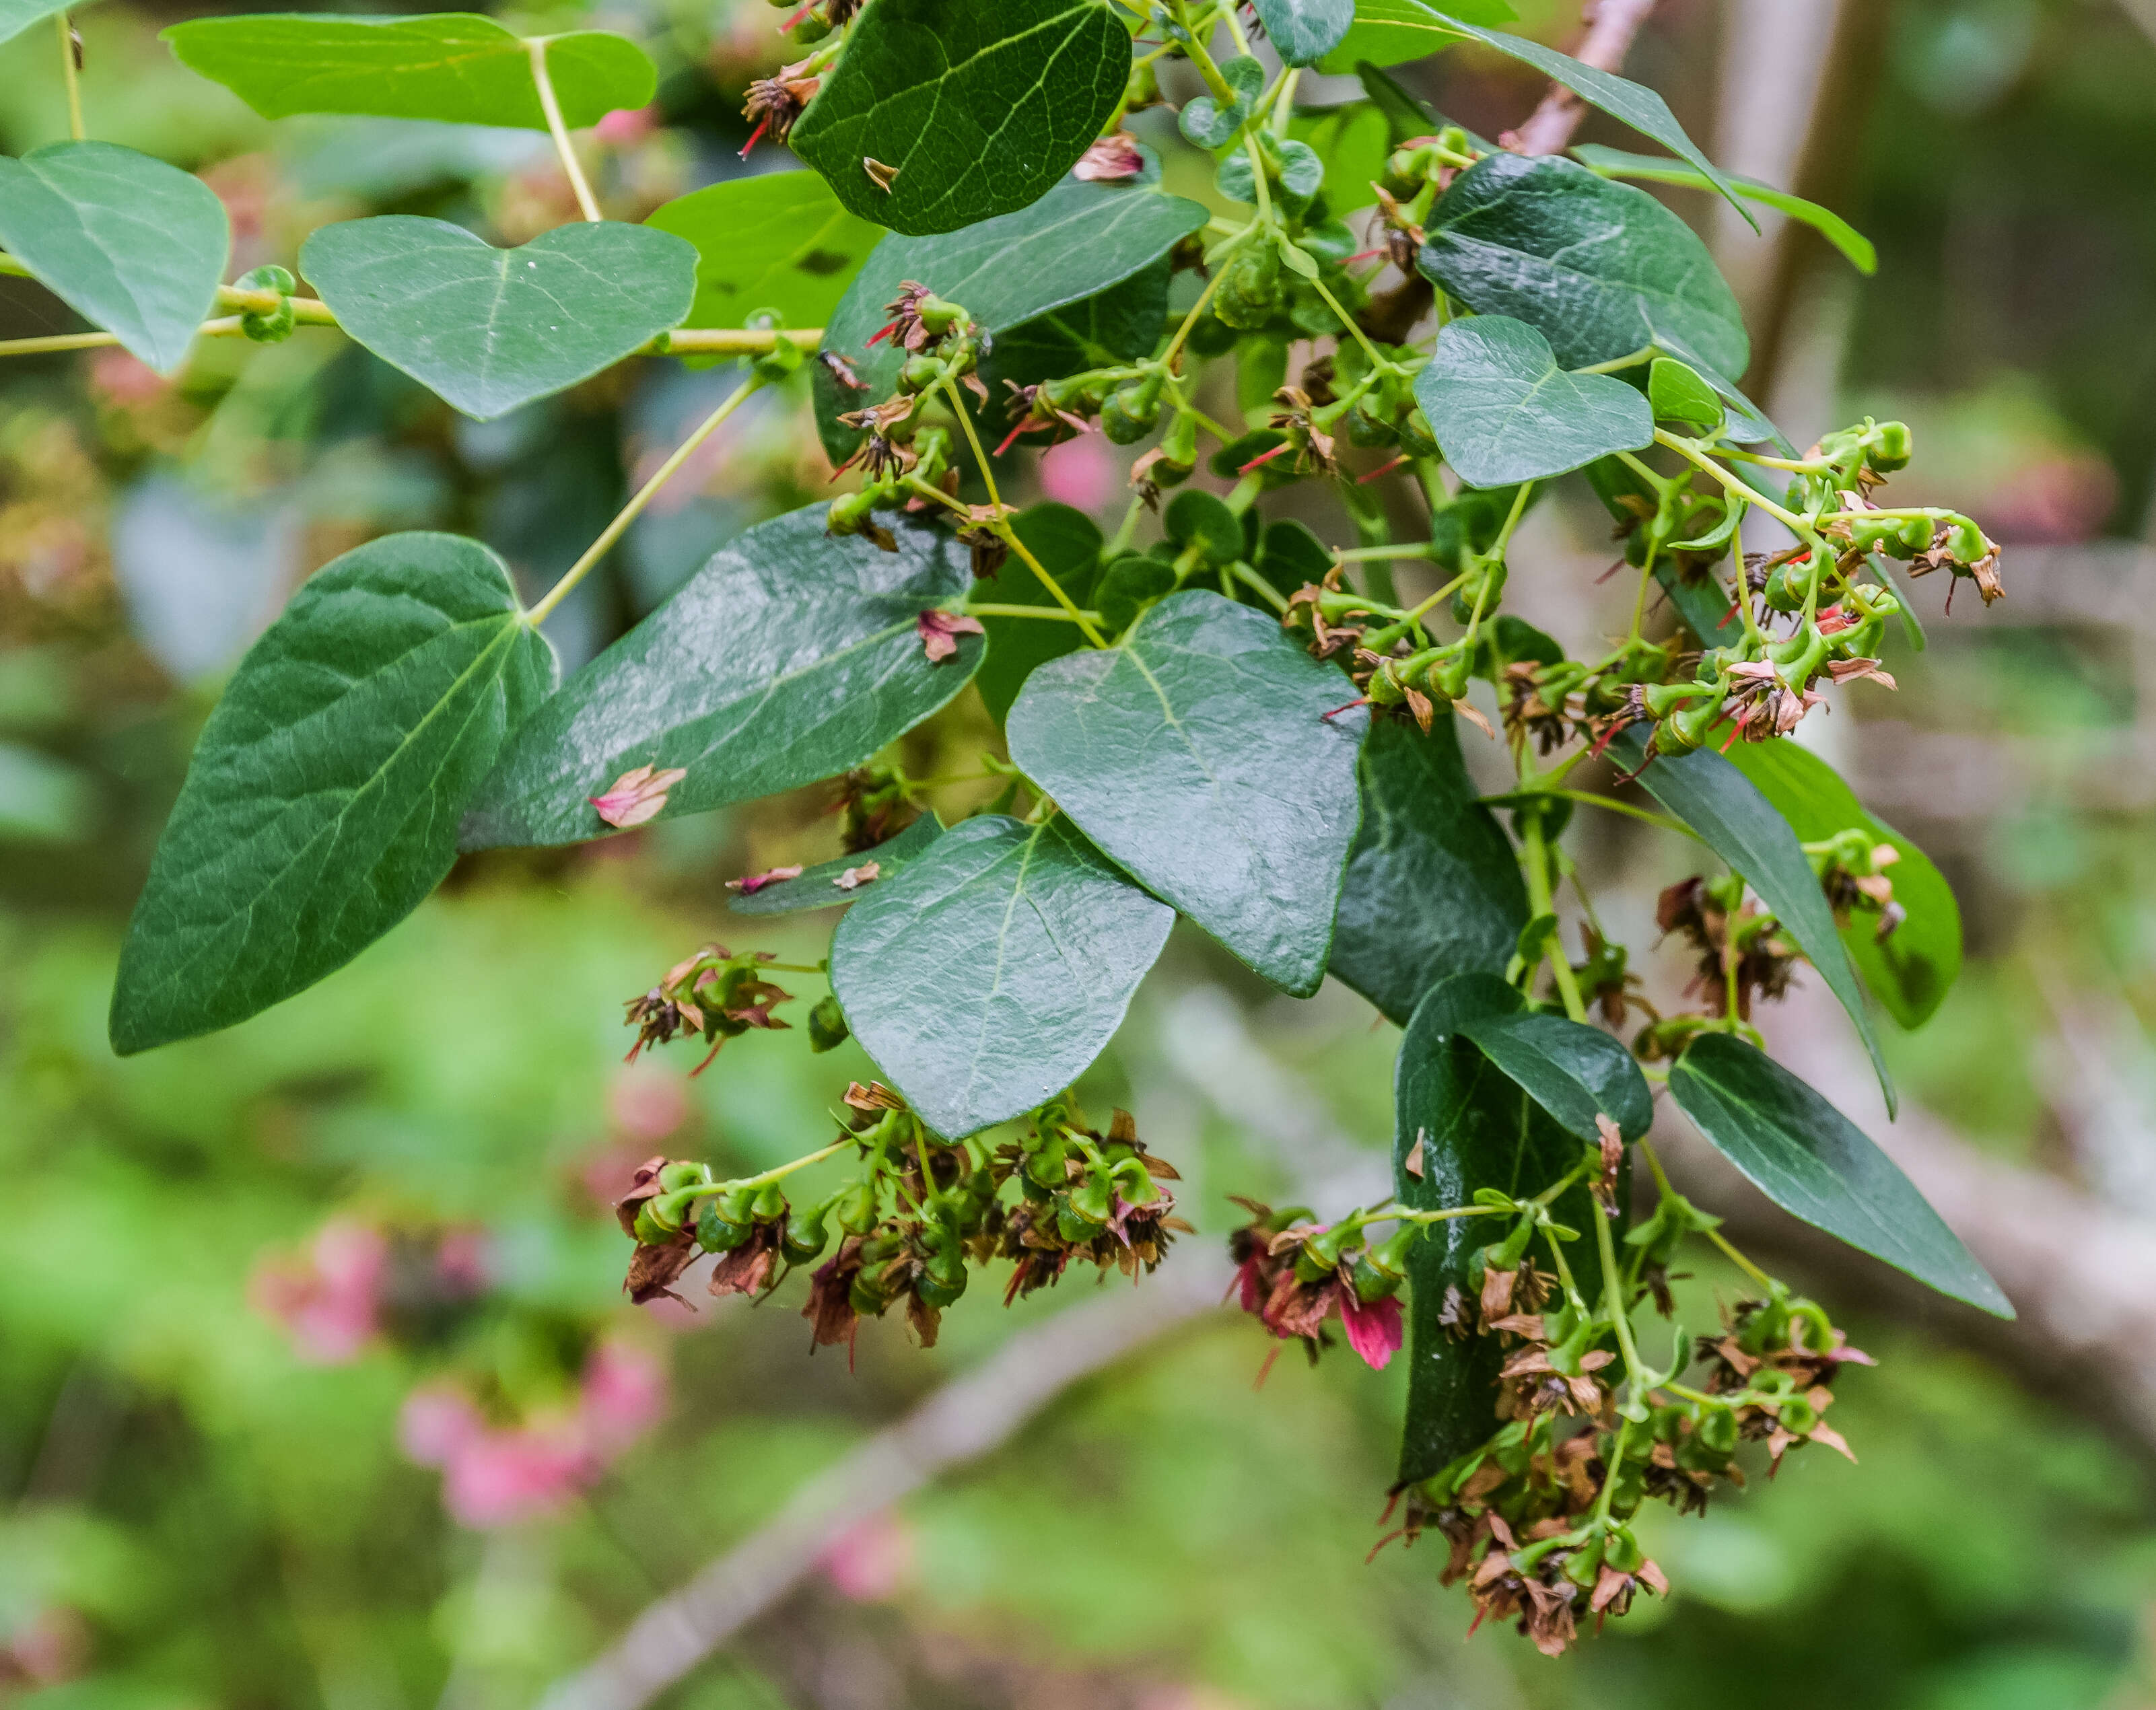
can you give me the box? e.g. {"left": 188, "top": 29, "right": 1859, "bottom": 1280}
{"left": 1037, "top": 432, "right": 1119, "bottom": 511}
{"left": 250, "top": 1220, "right": 387, "bottom": 1363}
{"left": 577, "top": 1340, "right": 668, "bottom": 1458}
{"left": 88, "top": 349, "right": 167, "bottom": 408}
{"left": 818, "top": 1511, "right": 915, "bottom": 1602}
{"left": 595, "top": 106, "right": 656, "bottom": 145}
{"left": 440, "top": 1427, "right": 589, "bottom": 1529}
{"left": 1, "top": 1607, "right": 89, "bottom": 1686}
{"left": 608, "top": 1070, "right": 691, "bottom": 1144}
{"left": 398, "top": 1386, "right": 483, "bottom": 1468}
{"left": 433, "top": 1226, "right": 493, "bottom": 1295}
{"left": 1339, "top": 1291, "right": 1404, "bottom": 1371}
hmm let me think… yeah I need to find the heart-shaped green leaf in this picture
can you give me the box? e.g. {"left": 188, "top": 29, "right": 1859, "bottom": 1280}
{"left": 461, "top": 503, "right": 978, "bottom": 850}
{"left": 1669, "top": 1033, "right": 2009, "bottom": 1316}
{"left": 812, "top": 169, "right": 1206, "bottom": 462}
{"left": 1394, "top": 972, "right": 1601, "bottom": 1481}
{"left": 726, "top": 813, "right": 946, "bottom": 917}
{"left": 1572, "top": 143, "right": 1877, "bottom": 275}
{"left": 1331, "top": 715, "right": 1524, "bottom": 1026}
{"left": 1422, "top": 155, "right": 1749, "bottom": 377}
{"left": 971, "top": 504, "right": 1104, "bottom": 725}
{"left": 1649, "top": 355, "right": 1723, "bottom": 431}
{"left": 831, "top": 814, "right": 1174, "bottom": 1138}
{"left": 1416, "top": 10, "right": 1751, "bottom": 222}
{"left": 1251, "top": 0, "right": 1355, "bottom": 65}
{"left": 0, "top": 143, "right": 228, "bottom": 373}
{"left": 1006, "top": 590, "right": 1366, "bottom": 997}
{"left": 1415, "top": 315, "right": 1654, "bottom": 489}
{"left": 1457, "top": 1009, "right": 1653, "bottom": 1142}
{"left": 1724, "top": 738, "right": 1961, "bottom": 1030}
{"left": 162, "top": 13, "right": 654, "bottom": 130}
{"left": 789, "top": 0, "right": 1130, "bottom": 236}
{"left": 1316, "top": 0, "right": 1515, "bottom": 73}
{"left": 110, "top": 533, "right": 557, "bottom": 1055}
{"left": 1609, "top": 729, "right": 1894, "bottom": 1114}
{"left": 1179, "top": 52, "right": 1265, "bottom": 148}
{"left": 300, "top": 216, "right": 696, "bottom": 420}
{"left": 645, "top": 171, "right": 883, "bottom": 340}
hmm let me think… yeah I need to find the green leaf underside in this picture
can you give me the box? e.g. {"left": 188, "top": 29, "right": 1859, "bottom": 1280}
{"left": 831, "top": 814, "right": 1173, "bottom": 1139}
{"left": 1395, "top": 972, "right": 1599, "bottom": 1481}
{"left": 1723, "top": 739, "right": 1962, "bottom": 1030}
{"left": 1609, "top": 729, "right": 1896, "bottom": 1115}
{"left": 1669, "top": 1033, "right": 2010, "bottom": 1317}
{"left": 1572, "top": 144, "right": 1877, "bottom": 275}
{"left": 1252, "top": 0, "right": 1354, "bottom": 65}
{"left": 1006, "top": 590, "right": 1366, "bottom": 997}
{"left": 299, "top": 216, "right": 697, "bottom": 421}
{"left": 1329, "top": 714, "right": 1525, "bottom": 1025}
{"left": 109, "top": 533, "right": 556, "bottom": 1055}
{"left": 0, "top": 143, "right": 229, "bottom": 373}
{"left": 812, "top": 174, "right": 1207, "bottom": 462}
{"left": 1457, "top": 1009, "right": 1653, "bottom": 1142}
{"left": 1316, "top": 0, "right": 1515, "bottom": 73}
{"left": 1416, "top": 315, "right": 1653, "bottom": 489}
{"left": 1424, "top": 12, "right": 1753, "bottom": 223}
{"left": 1423, "top": 154, "right": 1749, "bottom": 378}
{"left": 460, "top": 503, "right": 977, "bottom": 850}
{"left": 0, "top": 0, "right": 82, "bottom": 49}
{"left": 972, "top": 504, "right": 1104, "bottom": 725}
{"left": 162, "top": 13, "right": 655, "bottom": 131}
{"left": 726, "top": 812, "right": 946, "bottom": 917}
{"left": 645, "top": 172, "right": 884, "bottom": 336}
{"left": 788, "top": 0, "right": 1130, "bottom": 236}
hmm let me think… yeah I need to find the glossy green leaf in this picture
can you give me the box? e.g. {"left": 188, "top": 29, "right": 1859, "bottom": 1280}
{"left": 163, "top": 13, "right": 654, "bottom": 130}
{"left": 1422, "top": 153, "right": 1749, "bottom": 377}
{"left": 972, "top": 504, "right": 1104, "bottom": 725}
{"left": 1252, "top": 0, "right": 1354, "bottom": 66}
{"left": 1723, "top": 739, "right": 1962, "bottom": 1030}
{"left": 1006, "top": 590, "right": 1366, "bottom": 996}
{"left": 1669, "top": 1033, "right": 2009, "bottom": 1316}
{"left": 1286, "top": 101, "right": 1391, "bottom": 216}
{"left": 726, "top": 812, "right": 946, "bottom": 917}
{"left": 645, "top": 172, "right": 883, "bottom": 336}
{"left": 831, "top": 814, "right": 1174, "bottom": 1138}
{"left": 1421, "top": 11, "right": 1751, "bottom": 222}
{"left": 1415, "top": 315, "right": 1653, "bottom": 488}
{"left": 1572, "top": 143, "right": 1877, "bottom": 275}
{"left": 1394, "top": 972, "right": 1597, "bottom": 1481}
{"left": 1094, "top": 554, "right": 1176, "bottom": 635}
{"left": 1649, "top": 356, "right": 1722, "bottom": 431}
{"left": 461, "top": 504, "right": 978, "bottom": 849}
{"left": 1457, "top": 1009, "right": 1653, "bottom": 1142}
{"left": 300, "top": 216, "right": 696, "bottom": 421}
{"left": 1609, "top": 729, "right": 1895, "bottom": 1114}
{"left": 0, "top": 143, "right": 228, "bottom": 373}
{"left": 110, "top": 534, "right": 556, "bottom": 1055}
{"left": 1250, "top": 518, "right": 1333, "bottom": 604}
{"left": 788, "top": 0, "right": 1130, "bottom": 236}
{"left": 1330, "top": 715, "right": 1524, "bottom": 1025}
{"left": 1316, "top": 0, "right": 1515, "bottom": 73}
{"left": 812, "top": 171, "right": 1206, "bottom": 462}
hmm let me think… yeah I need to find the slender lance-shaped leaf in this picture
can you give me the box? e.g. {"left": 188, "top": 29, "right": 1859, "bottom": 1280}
{"left": 0, "top": 143, "right": 229, "bottom": 373}
{"left": 1669, "top": 1033, "right": 2011, "bottom": 1316}
{"left": 1330, "top": 714, "right": 1525, "bottom": 1025}
{"left": 1725, "top": 739, "right": 1962, "bottom": 1030}
{"left": 971, "top": 504, "right": 1105, "bottom": 725}
{"left": 461, "top": 504, "right": 979, "bottom": 850}
{"left": 109, "top": 534, "right": 557, "bottom": 1055}
{"left": 1251, "top": 0, "right": 1354, "bottom": 65}
{"left": 726, "top": 814, "right": 946, "bottom": 917}
{"left": 1006, "top": 591, "right": 1366, "bottom": 997}
{"left": 646, "top": 172, "right": 884, "bottom": 340}
{"left": 1609, "top": 729, "right": 1895, "bottom": 1114}
{"left": 831, "top": 814, "right": 1174, "bottom": 1139}
{"left": 300, "top": 216, "right": 697, "bottom": 421}
{"left": 788, "top": 0, "right": 1131, "bottom": 237}
{"left": 162, "top": 14, "right": 656, "bottom": 131}
{"left": 1414, "top": 315, "right": 1654, "bottom": 489}
{"left": 1417, "top": 9, "right": 1753, "bottom": 223}
{"left": 812, "top": 168, "right": 1207, "bottom": 462}
{"left": 1572, "top": 143, "right": 1877, "bottom": 275}
{"left": 1395, "top": 972, "right": 1598, "bottom": 1481}
{"left": 1316, "top": 0, "right": 1517, "bottom": 73}
{"left": 1456, "top": 1010, "right": 1653, "bottom": 1142}
{"left": 1421, "top": 153, "right": 1749, "bottom": 378}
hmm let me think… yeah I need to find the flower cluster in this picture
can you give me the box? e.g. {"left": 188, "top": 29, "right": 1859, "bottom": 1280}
{"left": 1228, "top": 1199, "right": 1418, "bottom": 1373}
{"left": 621, "top": 941, "right": 798, "bottom": 1072}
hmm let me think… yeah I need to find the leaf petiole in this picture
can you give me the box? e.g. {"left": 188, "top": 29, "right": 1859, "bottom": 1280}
{"left": 526, "top": 37, "right": 602, "bottom": 223}
{"left": 56, "top": 11, "right": 84, "bottom": 141}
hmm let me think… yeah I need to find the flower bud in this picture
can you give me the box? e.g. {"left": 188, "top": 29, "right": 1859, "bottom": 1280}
{"left": 808, "top": 993, "right": 849, "bottom": 1053}
{"left": 1867, "top": 421, "right": 1913, "bottom": 472}
{"left": 236, "top": 264, "right": 298, "bottom": 343}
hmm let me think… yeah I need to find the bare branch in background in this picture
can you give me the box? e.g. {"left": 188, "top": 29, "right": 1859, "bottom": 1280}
{"left": 1510, "top": 0, "right": 1661, "bottom": 157}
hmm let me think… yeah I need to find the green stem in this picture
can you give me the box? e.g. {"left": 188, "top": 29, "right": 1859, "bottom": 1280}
{"left": 1575, "top": 343, "right": 1657, "bottom": 376}
{"left": 527, "top": 38, "right": 602, "bottom": 222}
{"left": 1309, "top": 272, "right": 1389, "bottom": 373}
{"left": 527, "top": 373, "right": 761, "bottom": 625}
{"left": 1653, "top": 429, "right": 1807, "bottom": 532}
{"left": 56, "top": 10, "right": 83, "bottom": 141}
{"left": 1228, "top": 561, "right": 1290, "bottom": 612}
{"left": 1519, "top": 812, "right": 1590, "bottom": 1025}
{"left": 675, "top": 1138, "right": 855, "bottom": 1203}
{"left": 1524, "top": 788, "right": 1706, "bottom": 845}
{"left": 963, "top": 603, "right": 1102, "bottom": 623}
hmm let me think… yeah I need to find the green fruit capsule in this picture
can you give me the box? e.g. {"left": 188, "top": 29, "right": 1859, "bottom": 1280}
{"left": 693, "top": 1200, "right": 752, "bottom": 1253}
{"left": 1867, "top": 421, "right": 1913, "bottom": 472}
{"left": 808, "top": 993, "right": 849, "bottom": 1054}
{"left": 900, "top": 355, "right": 942, "bottom": 394}
{"left": 1214, "top": 242, "right": 1282, "bottom": 332}
{"left": 835, "top": 1179, "right": 879, "bottom": 1236}
{"left": 1101, "top": 386, "right": 1158, "bottom": 445}
{"left": 848, "top": 1269, "right": 892, "bottom": 1316}
{"left": 1763, "top": 559, "right": 1809, "bottom": 612}
{"left": 1055, "top": 1199, "right": 1107, "bottom": 1244}
{"left": 751, "top": 1180, "right": 789, "bottom": 1223}
{"left": 1697, "top": 1406, "right": 1741, "bottom": 1454}
{"left": 782, "top": 1208, "right": 831, "bottom": 1265}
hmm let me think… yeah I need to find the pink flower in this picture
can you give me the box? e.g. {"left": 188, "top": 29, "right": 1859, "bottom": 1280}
{"left": 916, "top": 609, "right": 985, "bottom": 663}
{"left": 818, "top": 1511, "right": 915, "bottom": 1602}
{"left": 88, "top": 349, "right": 167, "bottom": 407}
{"left": 590, "top": 762, "right": 687, "bottom": 828}
{"left": 1037, "top": 432, "right": 1119, "bottom": 511}
{"left": 1338, "top": 1291, "right": 1404, "bottom": 1371}
{"left": 440, "top": 1426, "right": 588, "bottom": 1528}
{"left": 434, "top": 1226, "right": 493, "bottom": 1295}
{"left": 1073, "top": 133, "right": 1144, "bottom": 182}
{"left": 594, "top": 106, "right": 656, "bottom": 146}
{"left": 250, "top": 1219, "right": 387, "bottom": 1363}
{"left": 399, "top": 1385, "right": 483, "bottom": 1468}
{"left": 577, "top": 1340, "right": 669, "bottom": 1458}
